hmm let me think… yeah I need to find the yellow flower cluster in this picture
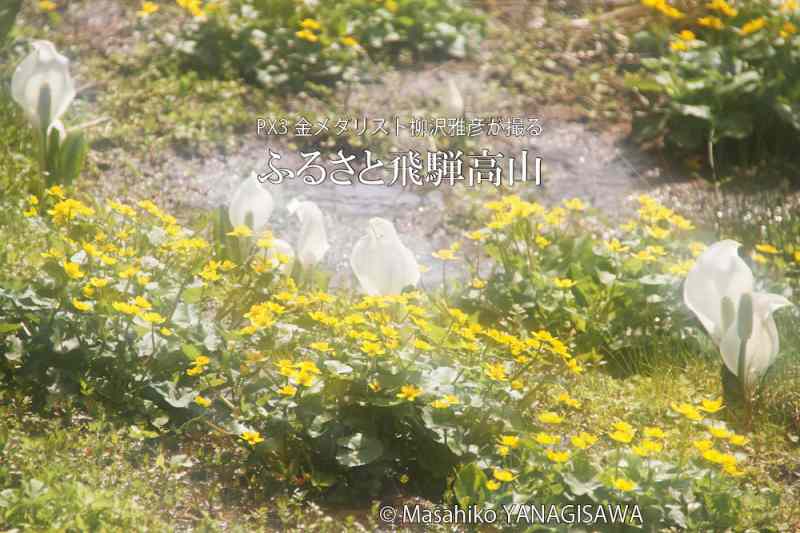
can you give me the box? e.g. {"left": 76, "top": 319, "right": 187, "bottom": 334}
{"left": 641, "top": 0, "right": 684, "bottom": 19}
{"left": 707, "top": 0, "right": 738, "bottom": 18}
{"left": 176, "top": 0, "right": 204, "bottom": 18}
{"left": 297, "top": 18, "right": 322, "bottom": 42}
{"left": 276, "top": 359, "right": 320, "bottom": 387}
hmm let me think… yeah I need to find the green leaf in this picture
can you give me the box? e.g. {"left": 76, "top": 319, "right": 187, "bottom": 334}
{"left": 151, "top": 381, "right": 195, "bottom": 409}
{"left": 335, "top": 432, "right": 383, "bottom": 467}
{"left": 452, "top": 463, "right": 488, "bottom": 508}
{"left": 673, "top": 104, "right": 711, "bottom": 121}
{"left": 58, "top": 131, "right": 88, "bottom": 186}
{"left": 716, "top": 71, "right": 760, "bottom": 96}
{"left": 714, "top": 112, "right": 753, "bottom": 141}
{"left": 0, "top": 0, "right": 22, "bottom": 46}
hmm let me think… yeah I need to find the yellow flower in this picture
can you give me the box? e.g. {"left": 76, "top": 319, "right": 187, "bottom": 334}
{"left": 227, "top": 225, "right": 253, "bottom": 238}
{"left": 38, "top": 0, "right": 57, "bottom": 12}
{"left": 471, "top": 278, "right": 486, "bottom": 289}
{"left": 341, "top": 36, "right": 359, "bottom": 48}
{"left": 537, "top": 412, "right": 564, "bottom": 425}
{"left": 486, "top": 480, "right": 501, "bottom": 491}
{"left": 496, "top": 445, "right": 510, "bottom": 457}
{"left": 300, "top": 18, "right": 321, "bottom": 30}
{"left": 385, "top": 0, "right": 398, "bottom": 13}
{"left": 498, "top": 435, "right": 520, "bottom": 448}
{"left": 709, "top": 426, "right": 732, "bottom": 439}
{"left": 546, "top": 449, "right": 570, "bottom": 463}
{"left": 396, "top": 384, "right": 423, "bottom": 401}
{"left": 160, "top": 327, "right": 173, "bottom": 337}
{"left": 72, "top": 299, "right": 92, "bottom": 312}
{"left": 613, "top": 421, "right": 635, "bottom": 434}
{"left": 137, "top": 1, "right": 159, "bottom": 17}
{"left": 241, "top": 431, "right": 264, "bottom": 446}
{"left": 643, "top": 426, "right": 666, "bottom": 439}
{"left": 723, "top": 464, "right": 745, "bottom": 477}
{"left": 702, "top": 449, "right": 736, "bottom": 466}
{"left": 535, "top": 235, "right": 551, "bottom": 248}
{"left": 484, "top": 362, "right": 508, "bottom": 382}
{"left": 740, "top": 17, "right": 766, "bottom": 36}
{"left": 465, "top": 230, "right": 487, "bottom": 241}
{"left": 571, "top": 432, "right": 598, "bottom": 450}
{"left": 552, "top": 277, "right": 576, "bottom": 289}
{"left": 296, "top": 29, "right": 319, "bottom": 43}
{"left": 399, "top": 474, "right": 409, "bottom": 484}
{"left": 699, "top": 398, "right": 724, "bottom": 413}
{"left": 492, "top": 469, "right": 515, "bottom": 482}
{"left": 679, "top": 30, "right": 695, "bottom": 41}
{"left": 563, "top": 198, "right": 586, "bottom": 211}
{"left": 693, "top": 439, "right": 714, "bottom": 452}
{"left": 142, "top": 312, "right": 166, "bottom": 324}
{"left": 194, "top": 395, "right": 211, "bottom": 408}
{"left": 613, "top": 478, "right": 636, "bottom": 492}
{"left": 360, "top": 340, "right": 386, "bottom": 357}
{"left": 89, "top": 277, "right": 109, "bottom": 288}
{"left": 755, "top": 243, "right": 779, "bottom": 255}
{"left": 729, "top": 434, "right": 749, "bottom": 446}
{"left": 697, "top": 16, "right": 724, "bottom": 29}
{"left": 63, "top": 261, "right": 86, "bottom": 280}
{"left": 186, "top": 366, "right": 204, "bottom": 376}
{"left": 646, "top": 225, "right": 671, "bottom": 239}
{"left": 670, "top": 40, "right": 688, "bottom": 52}
{"left": 432, "top": 248, "right": 458, "bottom": 261}
{"left": 535, "top": 432, "right": 559, "bottom": 446}
{"left": 414, "top": 339, "right": 433, "bottom": 351}
{"left": 605, "top": 238, "right": 629, "bottom": 253}
{"left": 781, "top": 21, "right": 798, "bottom": 39}
{"left": 193, "top": 355, "right": 211, "bottom": 367}
{"left": 671, "top": 402, "right": 703, "bottom": 421}
{"left": 609, "top": 430, "right": 634, "bottom": 444}
{"left": 278, "top": 385, "right": 297, "bottom": 397}
{"left": 556, "top": 392, "right": 581, "bottom": 409}
{"left": 49, "top": 199, "right": 96, "bottom": 225}
{"left": 309, "top": 341, "right": 333, "bottom": 353}
{"left": 707, "top": 0, "right": 737, "bottom": 17}
{"left": 782, "top": 0, "right": 798, "bottom": 13}
{"left": 633, "top": 439, "right": 663, "bottom": 456}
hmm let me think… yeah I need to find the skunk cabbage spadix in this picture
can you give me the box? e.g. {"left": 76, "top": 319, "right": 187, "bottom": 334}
{"left": 11, "top": 40, "right": 76, "bottom": 130}
{"left": 228, "top": 173, "right": 274, "bottom": 232}
{"left": 684, "top": 240, "right": 793, "bottom": 385}
{"left": 719, "top": 292, "right": 792, "bottom": 384}
{"left": 287, "top": 199, "right": 329, "bottom": 268}
{"left": 350, "top": 217, "right": 420, "bottom": 295}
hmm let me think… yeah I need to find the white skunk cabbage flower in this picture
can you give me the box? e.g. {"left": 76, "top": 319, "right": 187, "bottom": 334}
{"left": 350, "top": 217, "right": 420, "bottom": 295}
{"left": 228, "top": 173, "right": 274, "bottom": 232}
{"left": 287, "top": 199, "right": 329, "bottom": 268}
{"left": 11, "top": 40, "right": 76, "bottom": 130}
{"left": 446, "top": 77, "right": 464, "bottom": 116}
{"left": 683, "top": 240, "right": 754, "bottom": 344}
{"left": 684, "top": 240, "right": 792, "bottom": 384}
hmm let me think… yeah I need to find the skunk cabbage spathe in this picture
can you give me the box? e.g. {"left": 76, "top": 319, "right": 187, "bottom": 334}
{"left": 684, "top": 240, "right": 792, "bottom": 384}
{"left": 350, "top": 217, "right": 420, "bottom": 295}
{"left": 287, "top": 199, "right": 329, "bottom": 268}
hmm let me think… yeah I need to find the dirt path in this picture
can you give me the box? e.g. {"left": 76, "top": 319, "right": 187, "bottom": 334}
{"left": 171, "top": 63, "right": 675, "bottom": 287}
